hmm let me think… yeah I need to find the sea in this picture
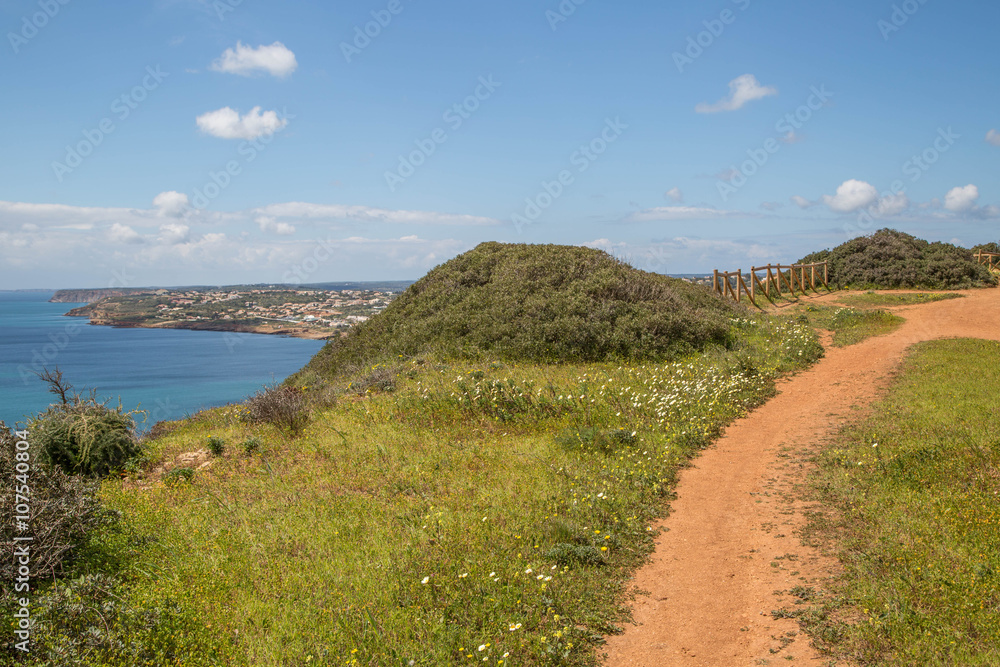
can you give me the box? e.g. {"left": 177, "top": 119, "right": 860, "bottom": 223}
{"left": 0, "top": 291, "right": 326, "bottom": 431}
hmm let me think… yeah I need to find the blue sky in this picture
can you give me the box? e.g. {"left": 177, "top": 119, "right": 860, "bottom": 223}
{"left": 1, "top": 0, "right": 998, "bottom": 289}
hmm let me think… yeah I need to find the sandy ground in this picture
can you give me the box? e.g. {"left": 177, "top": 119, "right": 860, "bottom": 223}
{"left": 603, "top": 288, "right": 1000, "bottom": 666}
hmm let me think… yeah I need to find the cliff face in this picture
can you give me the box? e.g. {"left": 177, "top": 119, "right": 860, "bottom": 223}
{"left": 50, "top": 289, "right": 152, "bottom": 304}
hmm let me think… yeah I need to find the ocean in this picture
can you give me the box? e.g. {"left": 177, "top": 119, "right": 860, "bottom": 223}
{"left": 0, "top": 291, "right": 326, "bottom": 431}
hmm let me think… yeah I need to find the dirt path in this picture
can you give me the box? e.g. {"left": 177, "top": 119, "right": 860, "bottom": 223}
{"left": 604, "top": 288, "right": 1000, "bottom": 666}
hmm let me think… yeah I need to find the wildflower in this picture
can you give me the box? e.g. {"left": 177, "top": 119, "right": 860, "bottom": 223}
{"left": 421, "top": 576, "right": 430, "bottom": 584}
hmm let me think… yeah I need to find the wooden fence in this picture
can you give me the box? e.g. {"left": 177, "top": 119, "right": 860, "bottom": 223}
{"left": 713, "top": 262, "right": 829, "bottom": 307}
{"left": 975, "top": 250, "right": 1000, "bottom": 272}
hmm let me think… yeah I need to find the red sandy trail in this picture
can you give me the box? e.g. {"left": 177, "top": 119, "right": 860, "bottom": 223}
{"left": 603, "top": 289, "right": 1000, "bottom": 666}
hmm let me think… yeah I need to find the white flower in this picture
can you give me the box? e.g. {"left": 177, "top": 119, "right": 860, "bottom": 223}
{"left": 478, "top": 644, "right": 486, "bottom": 652}
{"left": 421, "top": 576, "right": 430, "bottom": 584}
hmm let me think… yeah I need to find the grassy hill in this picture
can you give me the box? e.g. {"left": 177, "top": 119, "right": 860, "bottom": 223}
{"left": 296, "top": 242, "right": 743, "bottom": 384}
{"left": 798, "top": 228, "right": 996, "bottom": 290}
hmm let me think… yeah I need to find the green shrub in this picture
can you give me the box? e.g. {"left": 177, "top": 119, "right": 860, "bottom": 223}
{"left": 163, "top": 467, "right": 194, "bottom": 487}
{"left": 27, "top": 372, "right": 141, "bottom": 478}
{"left": 296, "top": 242, "right": 744, "bottom": 382}
{"left": 545, "top": 543, "right": 607, "bottom": 567}
{"left": 206, "top": 436, "right": 225, "bottom": 457}
{"left": 799, "top": 229, "right": 995, "bottom": 290}
{"left": 244, "top": 384, "right": 309, "bottom": 435}
{"left": 0, "top": 423, "right": 117, "bottom": 582}
{"left": 241, "top": 437, "right": 262, "bottom": 455}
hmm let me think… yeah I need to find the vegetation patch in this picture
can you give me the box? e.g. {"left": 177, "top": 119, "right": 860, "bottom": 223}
{"left": 88, "top": 314, "right": 821, "bottom": 665}
{"left": 803, "top": 339, "right": 1000, "bottom": 665}
{"left": 295, "top": 242, "right": 745, "bottom": 385}
{"left": 797, "top": 305, "right": 904, "bottom": 347}
{"left": 835, "top": 291, "right": 965, "bottom": 308}
{"left": 799, "top": 229, "right": 996, "bottom": 290}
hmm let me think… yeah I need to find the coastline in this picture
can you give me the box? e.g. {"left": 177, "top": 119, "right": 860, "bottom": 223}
{"left": 63, "top": 312, "right": 337, "bottom": 341}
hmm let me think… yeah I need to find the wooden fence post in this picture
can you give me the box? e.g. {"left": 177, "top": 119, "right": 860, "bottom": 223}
{"left": 714, "top": 269, "right": 720, "bottom": 295}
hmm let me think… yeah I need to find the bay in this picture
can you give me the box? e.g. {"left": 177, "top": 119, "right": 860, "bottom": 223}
{"left": 0, "top": 292, "right": 325, "bottom": 430}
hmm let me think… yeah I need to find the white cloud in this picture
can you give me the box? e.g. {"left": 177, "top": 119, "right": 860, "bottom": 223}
{"left": 715, "top": 168, "right": 740, "bottom": 182}
{"left": 625, "top": 206, "right": 748, "bottom": 222}
{"left": 780, "top": 131, "right": 803, "bottom": 144}
{"left": 790, "top": 195, "right": 815, "bottom": 209}
{"left": 257, "top": 217, "right": 296, "bottom": 236}
{"left": 158, "top": 223, "right": 190, "bottom": 245}
{"left": 944, "top": 184, "right": 979, "bottom": 212}
{"left": 872, "top": 193, "right": 910, "bottom": 217}
{"left": 759, "top": 201, "right": 783, "bottom": 211}
{"left": 107, "top": 223, "right": 143, "bottom": 244}
{"left": 153, "top": 191, "right": 190, "bottom": 217}
{"left": 986, "top": 130, "right": 1000, "bottom": 147}
{"left": 584, "top": 237, "right": 775, "bottom": 273}
{"left": 695, "top": 74, "right": 777, "bottom": 114}
{"left": 820, "top": 180, "right": 879, "bottom": 213}
{"left": 250, "top": 202, "right": 502, "bottom": 226}
{"left": 196, "top": 106, "right": 288, "bottom": 140}
{"left": 210, "top": 41, "right": 298, "bottom": 78}
{"left": 665, "top": 187, "right": 683, "bottom": 203}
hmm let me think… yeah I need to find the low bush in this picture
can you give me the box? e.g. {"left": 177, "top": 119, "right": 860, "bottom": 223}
{"left": 799, "top": 229, "right": 995, "bottom": 290}
{"left": 207, "top": 436, "right": 225, "bottom": 457}
{"left": 243, "top": 384, "right": 309, "bottom": 435}
{"left": 0, "top": 422, "right": 118, "bottom": 582}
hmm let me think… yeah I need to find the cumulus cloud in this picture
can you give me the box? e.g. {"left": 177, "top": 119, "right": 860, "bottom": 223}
{"left": 665, "top": 187, "right": 683, "bottom": 203}
{"left": 153, "top": 191, "right": 190, "bottom": 217}
{"left": 944, "top": 184, "right": 979, "bottom": 212}
{"left": 820, "top": 180, "right": 879, "bottom": 213}
{"left": 107, "top": 223, "right": 143, "bottom": 244}
{"left": 210, "top": 41, "right": 298, "bottom": 78}
{"left": 986, "top": 130, "right": 1000, "bottom": 147}
{"left": 695, "top": 74, "right": 777, "bottom": 114}
{"left": 872, "top": 193, "right": 910, "bottom": 217}
{"left": 196, "top": 106, "right": 288, "bottom": 140}
{"left": 158, "top": 223, "right": 191, "bottom": 245}
{"left": 625, "top": 206, "right": 749, "bottom": 222}
{"left": 256, "top": 217, "right": 296, "bottom": 236}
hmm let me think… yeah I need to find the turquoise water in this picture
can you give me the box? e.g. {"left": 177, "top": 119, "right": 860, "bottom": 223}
{"left": 0, "top": 292, "right": 325, "bottom": 430}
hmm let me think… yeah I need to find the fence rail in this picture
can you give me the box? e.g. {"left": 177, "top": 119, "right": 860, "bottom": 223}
{"left": 975, "top": 250, "right": 1000, "bottom": 272}
{"left": 713, "top": 262, "right": 828, "bottom": 307}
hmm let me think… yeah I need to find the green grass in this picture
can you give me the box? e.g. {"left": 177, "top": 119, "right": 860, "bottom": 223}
{"left": 804, "top": 339, "right": 1000, "bottom": 666}
{"left": 63, "top": 315, "right": 822, "bottom": 666}
{"left": 835, "top": 291, "right": 965, "bottom": 309}
{"left": 797, "top": 304, "right": 905, "bottom": 347}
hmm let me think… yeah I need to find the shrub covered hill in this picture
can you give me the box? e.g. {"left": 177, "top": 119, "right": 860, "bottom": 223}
{"left": 798, "top": 228, "right": 996, "bottom": 290}
{"left": 296, "top": 242, "right": 744, "bottom": 382}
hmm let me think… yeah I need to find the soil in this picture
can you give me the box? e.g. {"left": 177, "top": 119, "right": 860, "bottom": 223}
{"left": 603, "top": 288, "right": 1000, "bottom": 666}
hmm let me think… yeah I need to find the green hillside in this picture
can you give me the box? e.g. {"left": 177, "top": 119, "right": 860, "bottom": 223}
{"left": 297, "top": 242, "right": 743, "bottom": 383}
{"left": 798, "top": 228, "right": 996, "bottom": 290}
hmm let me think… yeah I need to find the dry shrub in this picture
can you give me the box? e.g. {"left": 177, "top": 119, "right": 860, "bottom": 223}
{"left": 244, "top": 384, "right": 309, "bottom": 435}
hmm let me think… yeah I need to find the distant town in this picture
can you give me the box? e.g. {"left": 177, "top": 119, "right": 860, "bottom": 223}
{"left": 52, "top": 283, "right": 411, "bottom": 340}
